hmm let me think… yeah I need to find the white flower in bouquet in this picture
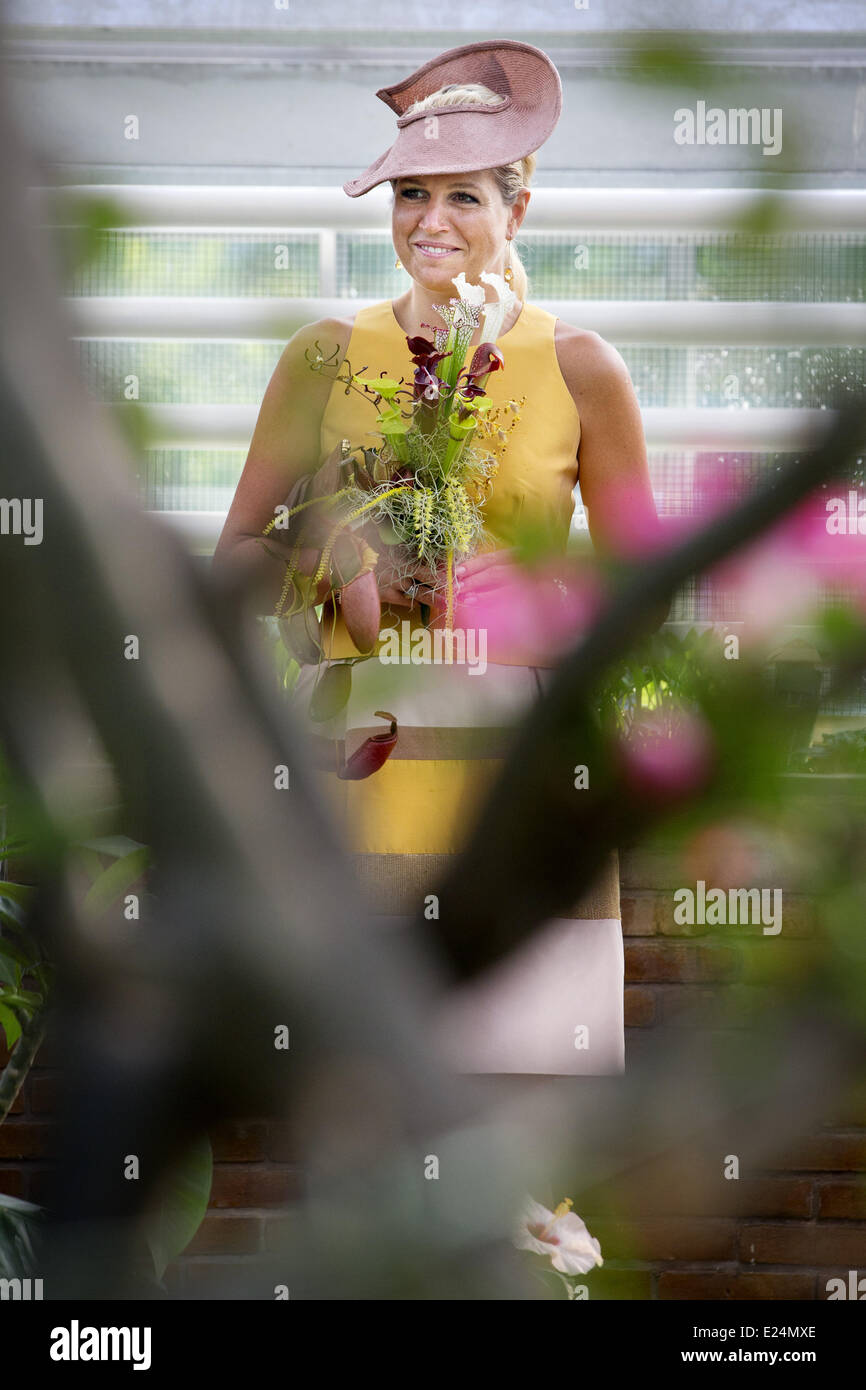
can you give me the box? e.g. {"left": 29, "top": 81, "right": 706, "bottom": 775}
{"left": 479, "top": 270, "right": 517, "bottom": 343}
{"left": 450, "top": 271, "right": 487, "bottom": 307}
{"left": 447, "top": 269, "right": 516, "bottom": 345}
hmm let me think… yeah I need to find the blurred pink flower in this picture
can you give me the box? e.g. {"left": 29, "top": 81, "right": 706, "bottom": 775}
{"left": 675, "top": 458, "right": 866, "bottom": 640}
{"left": 576, "top": 478, "right": 670, "bottom": 560}
{"left": 451, "top": 558, "right": 604, "bottom": 665}
{"left": 712, "top": 534, "right": 822, "bottom": 644}
{"left": 775, "top": 484, "right": 866, "bottom": 591}
{"left": 616, "top": 706, "right": 716, "bottom": 803}
{"left": 682, "top": 821, "right": 763, "bottom": 889}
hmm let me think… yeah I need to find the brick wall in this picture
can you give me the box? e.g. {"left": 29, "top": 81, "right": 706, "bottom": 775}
{"left": 0, "top": 1027, "right": 304, "bottom": 1298}
{"left": 2, "top": 847, "right": 865, "bottom": 1299}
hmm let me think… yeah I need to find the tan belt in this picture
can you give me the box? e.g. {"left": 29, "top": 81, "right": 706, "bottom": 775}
{"left": 307, "top": 725, "right": 518, "bottom": 769}
{"left": 352, "top": 851, "right": 621, "bottom": 921}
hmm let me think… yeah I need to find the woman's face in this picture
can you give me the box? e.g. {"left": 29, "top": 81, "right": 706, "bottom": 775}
{"left": 391, "top": 169, "right": 528, "bottom": 296}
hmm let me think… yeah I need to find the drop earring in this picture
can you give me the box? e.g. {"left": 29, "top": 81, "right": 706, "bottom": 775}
{"left": 503, "top": 238, "right": 513, "bottom": 285}
{"left": 395, "top": 257, "right": 402, "bottom": 269}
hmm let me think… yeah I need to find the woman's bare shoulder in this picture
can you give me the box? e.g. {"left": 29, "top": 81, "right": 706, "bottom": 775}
{"left": 275, "top": 313, "right": 358, "bottom": 383}
{"left": 552, "top": 319, "right": 633, "bottom": 409}
{"left": 243, "top": 313, "right": 361, "bottom": 463}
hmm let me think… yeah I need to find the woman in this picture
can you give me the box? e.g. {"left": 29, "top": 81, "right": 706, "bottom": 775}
{"left": 213, "top": 40, "right": 659, "bottom": 1075}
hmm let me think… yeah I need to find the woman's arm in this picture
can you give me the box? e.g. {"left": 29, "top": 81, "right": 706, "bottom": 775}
{"left": 555, "top": 324, "right": 670, "bottom": 629}
{"left": 212, "top": 314, "right": 438, "bottom": 615}
{"left": 211, "top": 316, "right": 352, "bottom": 611}
{"left": 554, "top": 324, "right": 660, "bottom": 558}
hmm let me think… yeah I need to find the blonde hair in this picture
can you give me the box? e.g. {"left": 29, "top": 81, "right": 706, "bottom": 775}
{"left": 391, "top": 82, "right": 535, "bottom": 302}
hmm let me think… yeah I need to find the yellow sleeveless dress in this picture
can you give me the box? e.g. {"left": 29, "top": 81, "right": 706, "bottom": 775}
{"left": 301, "top": 298, "right": 624, "bottom": 1075}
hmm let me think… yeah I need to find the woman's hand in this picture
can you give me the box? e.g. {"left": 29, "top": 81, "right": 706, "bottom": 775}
{"left": 453, "top": 548, "right": 519, "bottom": 604}
{"left": 375, "top": 552, "right": 441, "bottom": 610}
{"left": 371, "top": 546, "right": 522, "bottom": 615}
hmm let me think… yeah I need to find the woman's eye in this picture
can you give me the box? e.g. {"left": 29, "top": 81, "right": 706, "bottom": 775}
{"left": 399, "top": 188, "right": 478, "bottom": 203}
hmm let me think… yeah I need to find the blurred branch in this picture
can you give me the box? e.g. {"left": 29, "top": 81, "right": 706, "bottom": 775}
{"left": 428, "top": 401, "right": 866, "bottom": 978}
{"left": 0, "top": 60, "right": 526, "bottom": 1300}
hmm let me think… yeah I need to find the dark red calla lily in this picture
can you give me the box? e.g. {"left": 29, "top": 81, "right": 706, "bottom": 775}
{"left": 406, "top": 335, "right": 451, "bottom": 382}
{"left": 453, "top": 378, "right": 489, "bottom": 422}
{"left": 406, "top": 335, "right": 448, "bottom": 362}
{"left": 413, "top": 364, "right": 444, "bottom": 403}
{"left": 405, "top": 334, "right": 437, "bottom": 355}
{"left": 458, "top": 380, "right": 488, "bottom": 398}
{"left": 464, "top": 342, "right": 504, "bottom": 382}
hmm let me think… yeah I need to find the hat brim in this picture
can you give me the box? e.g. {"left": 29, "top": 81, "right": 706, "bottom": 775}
{"left": 343, "top": 39, "right": 561, "bottom": 198}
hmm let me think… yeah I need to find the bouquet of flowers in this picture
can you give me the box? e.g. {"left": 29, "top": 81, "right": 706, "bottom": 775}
{"left": 259, "top": 271, "right": 525, "bottom": 742}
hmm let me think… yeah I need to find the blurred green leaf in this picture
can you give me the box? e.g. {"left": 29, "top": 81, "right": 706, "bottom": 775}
{"left": 142, "top": 1134, "right": 213, "bottom": 1284}
{"left": 733, "top": 194, "right": 789, "bottom": 237}
{"left": 52, "top": 193, "right": 131, "bottom": 280}
{"left": 110, "top": 400, "right": 158, "bottom": 454}
{"left": 0, "top": 935, "right": 34, "bottom": 970}
{"left": 0, "top": 1001, "right": 22, "bottom": 1050}
{"left": 309, "top": 662, "right": 353, "bottom": 722}
{"left": 0, "top": 1193, "right": 43, "bottom": 1279}
{"left": 82, "top": 846, "right": 150, "bottom": 915}
{"left": 78, "top": 834, "right": 146, "bottom": 860}
{"left": 0, "top": 881, "right": 36, "bottom": 906}
{"left": 0, "top": 899, "right": 28, "bottom": 932}
{"left": 626, "top": 36, "right": 714, "bottom": 89}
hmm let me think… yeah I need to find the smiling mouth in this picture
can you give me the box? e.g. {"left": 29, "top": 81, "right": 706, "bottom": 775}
{"left": 413, "top": 243, "right": 461, "bottom": 256}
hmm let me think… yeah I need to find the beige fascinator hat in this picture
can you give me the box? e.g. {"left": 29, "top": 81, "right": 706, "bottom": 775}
{"left": 343, "top": 39, "right": 562, "bottom": 198}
